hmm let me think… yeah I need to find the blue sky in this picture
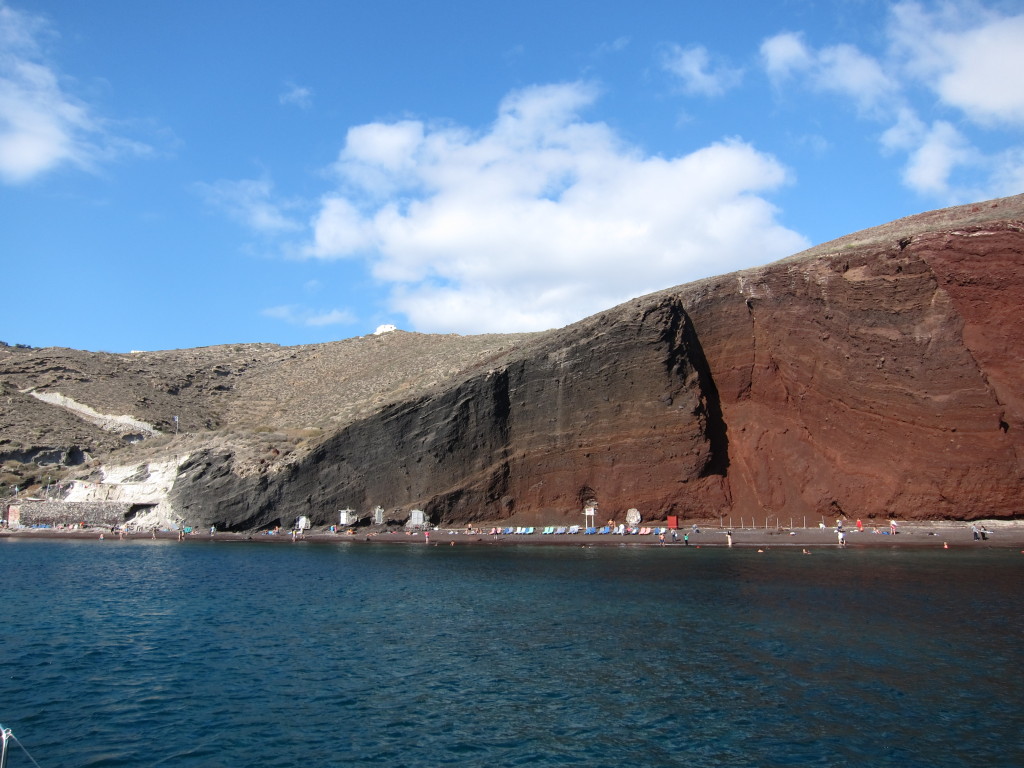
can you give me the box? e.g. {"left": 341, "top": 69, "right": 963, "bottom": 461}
{"left": 2, "top": 0, "right": 1022, "bottom": 352}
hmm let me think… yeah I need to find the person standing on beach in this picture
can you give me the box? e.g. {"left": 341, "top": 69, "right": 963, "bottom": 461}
{"left": 971, "top": 523, "right": 980, "bottom": 540}
{"left": 837, "top": 528, "right": 846, "bottom": 547}
{"left": 658, "top": 532, "right": 666, "bottom": 546}
{"left": 683, "top": 532, "right": 689, "bottom": 546}
{"left": 726, "top": 531, "right": 733, "bottom": 548}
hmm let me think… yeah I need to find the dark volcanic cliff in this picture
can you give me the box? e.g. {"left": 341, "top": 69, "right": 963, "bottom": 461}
{"left": 4, "top": 195, "right": 1023, "bottom": 528}
{"left": 171, "top": 296, "right": 730, "bottom": 527}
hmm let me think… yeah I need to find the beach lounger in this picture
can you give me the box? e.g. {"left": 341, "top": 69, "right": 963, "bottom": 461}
{"left": 555, "top": 526, "right": 567, "bottom": 535}
{"left": 584, "top": 527, "right": 596, "bottom": 535}
{"left": 568, "top": 525, "right": 580, "bottom": 534}
{"left": 524, "top": 527, "right": 534, "bottom": 534}
{"left": 541, "top": 526, "right": 553, "bottom": 534}
{"left": 502, "top": 527, "right": 514, "bottom": 535}
{"left": 598, "top": 526, "right": 611, "bottom": 534}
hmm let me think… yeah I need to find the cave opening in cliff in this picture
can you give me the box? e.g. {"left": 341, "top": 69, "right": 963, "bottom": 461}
{"left": 127, "top": 503, "right": 155, "bottom": 517}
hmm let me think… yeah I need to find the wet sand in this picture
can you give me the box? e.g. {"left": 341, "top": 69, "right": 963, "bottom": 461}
{"left": 4, "top": 520, "right": 1023, "bottom": 549}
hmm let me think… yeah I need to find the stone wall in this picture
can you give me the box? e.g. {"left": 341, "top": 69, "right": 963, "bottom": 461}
{"left": 5, "top": 500, "right": 134, "bottom": 528}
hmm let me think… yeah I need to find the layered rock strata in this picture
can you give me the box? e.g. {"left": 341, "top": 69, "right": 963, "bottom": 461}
{"left": 3, "top": 195, "right": 1022, "bottom": 528}
{"left": 172, "top": 198, "right": 1024, "bottom": 528}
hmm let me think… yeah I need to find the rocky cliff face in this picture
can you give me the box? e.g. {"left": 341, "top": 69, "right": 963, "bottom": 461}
{"left": 682, "top": 220, "right": 1022, "bottom": 523}
{"left": 4, "top": 196, "right": 1023, "bottom": 528}
{"left": 170, "top": 296, "right": 730, "bottom": 527}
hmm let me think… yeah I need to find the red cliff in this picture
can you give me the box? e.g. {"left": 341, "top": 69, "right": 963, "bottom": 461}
{"left": 4, "top": 196, "right": 1022, "bottom": 529}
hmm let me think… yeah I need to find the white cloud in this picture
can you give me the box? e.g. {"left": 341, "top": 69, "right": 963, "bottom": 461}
{"left": 197, "top": 177, "right": 300, "bottom": 233}
{"left": 889, "top": 1, "right": 1024, "bottom": 127}
{"left": 902, "top": 120, "right": 976, "bottom": 197}
{"left": 761, "top": 32, "right": 812, "bottom": 80}
{"left": 309, "top": 196, "right": 373, "bottom": 255}
{"left": 662, "top": 44, "right": 742, "bottom": 96}
{"left": 760, "top": 33, "right": 896, "bottom": 115}
{"left": 814, "top": 44, "right": 897, "bottom": 114}
{"left": 333, "top": 119, "right": 425, "bottom": 197}
{"left": 279, "top": 82, "right": 312, "bottom": 109}
{"left": 880, "top": 106, "right": 926, "bottom": 153}
{"left": 0, "top": 3, "right": 141, "bottom": 184}
{"left": 305, "top": 81, "right": 807, "bottom": 334}
{"left": 262, "top": 305, "right": 355, "bottom": 327}
{"left": 762, "top": 3, "right": 1024, "bottom": 203}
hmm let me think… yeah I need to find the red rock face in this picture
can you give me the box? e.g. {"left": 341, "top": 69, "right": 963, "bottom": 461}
{"left": 686, "top": 223, "right": 1024, "bottom": 522}
{"left": 168, "top": 199, "right": 1024, "bottom": 529}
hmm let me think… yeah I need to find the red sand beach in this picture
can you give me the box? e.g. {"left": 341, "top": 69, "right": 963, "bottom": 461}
{"left": 3, "top": 520, "right": 1023, "bottom": 549}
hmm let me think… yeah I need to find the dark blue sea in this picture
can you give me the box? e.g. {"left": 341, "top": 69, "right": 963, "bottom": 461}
{"left": 1, "top": 539, "right": 1021, "bottom": 767}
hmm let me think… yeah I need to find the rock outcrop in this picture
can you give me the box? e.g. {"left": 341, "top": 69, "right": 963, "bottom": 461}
{"left": 3, "top": 195, "right": 1023, "bottom": 528}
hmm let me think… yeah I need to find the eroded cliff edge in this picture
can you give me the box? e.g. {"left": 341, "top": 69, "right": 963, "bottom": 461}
{"left": 167, "top": 197, "right": 1024, "bottom": 528}
{"left": 4, "top": 195, "right": 1023, "bottom": 528}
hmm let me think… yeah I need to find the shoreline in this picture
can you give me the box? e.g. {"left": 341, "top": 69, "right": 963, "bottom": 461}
{"left": 3, "top": 520, "right": 1023, "bottom": 549}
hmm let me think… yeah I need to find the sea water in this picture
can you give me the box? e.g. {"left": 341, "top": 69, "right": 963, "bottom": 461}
{"left": 1, "top": 538, "right": 1021, "bottom": 767}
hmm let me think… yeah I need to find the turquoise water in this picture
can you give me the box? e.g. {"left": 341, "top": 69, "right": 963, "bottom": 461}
{"left": 1, "top": 539, "right": 1021, "bottom": 767}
